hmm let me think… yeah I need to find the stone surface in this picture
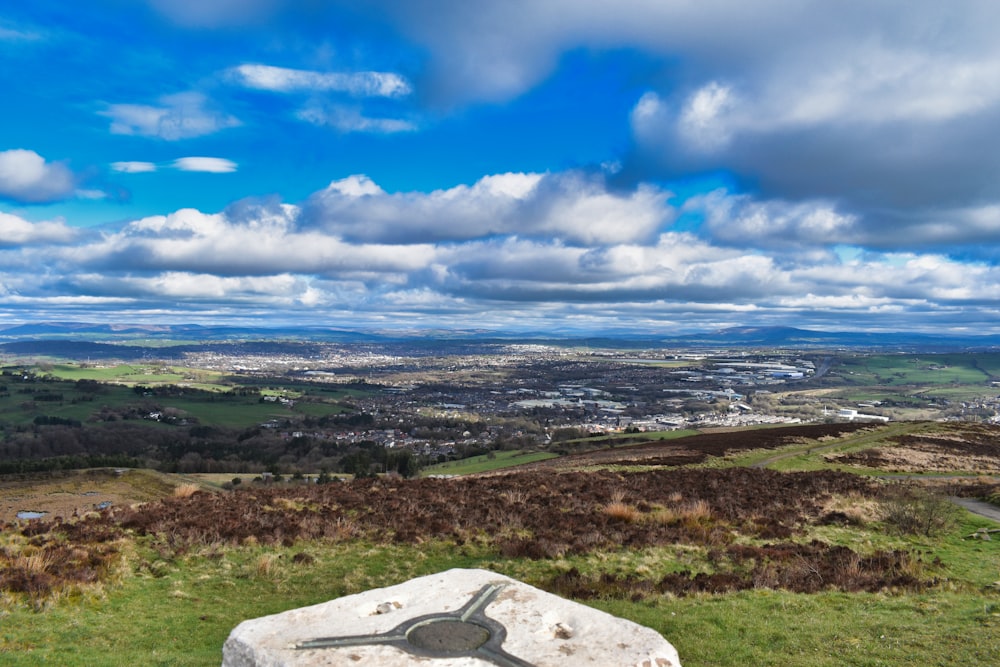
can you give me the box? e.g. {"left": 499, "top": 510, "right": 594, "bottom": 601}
{"left": 222, "top": 568, "right": 681, "bottom": 666}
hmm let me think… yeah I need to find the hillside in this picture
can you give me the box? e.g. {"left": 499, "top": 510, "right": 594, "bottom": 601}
{"left": 1, "top": 421, "right": 999, "bottom": 665}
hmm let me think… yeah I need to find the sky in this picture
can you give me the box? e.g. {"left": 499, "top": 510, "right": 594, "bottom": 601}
{"left": 1, "top": 1, "right": 1000, "bottom": 335}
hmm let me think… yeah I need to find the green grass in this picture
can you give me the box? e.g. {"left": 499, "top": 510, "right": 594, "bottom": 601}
{"left": 0, "top": 371, "right": 353, "bottom": 429}
{"left": 836, "top": 354, "right": 995, "bottom": 387}
{"left": 0, "top": 540, "right": 492, "bottom": 666}
{"left": 596, "top": 590, "right": 1000, "bottom": 667}
{"left": 421, "top": 450, "right": 558, "bottom": 475}
{"left": 709, "top": 422, "right": 929, "bottom": 472}
{"left": 3, "top": 504, "right": 998, "bottom": 667}
{"left": 291, "top": 400, "right": 351, "bottom": 418}
{"left": 41, "top": 364, "right": 226, "bottom": 386}
{"left": 153, "top": 397, "right": 292, "bottom": 429}
{"left": 2, "top": 459, "right": 999, "bottom": 667}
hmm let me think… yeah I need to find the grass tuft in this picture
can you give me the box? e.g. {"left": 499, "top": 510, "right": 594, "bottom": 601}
{"left": 604, "top": 501, "right": 641, "bottom": 523}
{"left": 172, "top": 483, "right": 201, "bottom": 498}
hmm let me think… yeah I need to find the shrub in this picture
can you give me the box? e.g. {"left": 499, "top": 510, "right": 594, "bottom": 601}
{"left": 879, "top": 485, "right": 958, "bottom": 537}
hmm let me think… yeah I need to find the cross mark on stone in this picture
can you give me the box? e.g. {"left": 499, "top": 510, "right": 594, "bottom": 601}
{"left": 295, "top": 583, "right": 535, "bottom": 667}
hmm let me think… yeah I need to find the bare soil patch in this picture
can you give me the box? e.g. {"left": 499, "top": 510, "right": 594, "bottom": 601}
{"left": 0, "top": 469, "right": 176, "bottom": 523}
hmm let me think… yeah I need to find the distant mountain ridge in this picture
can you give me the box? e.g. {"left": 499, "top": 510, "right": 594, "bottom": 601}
{"left": 0, "top": 322, "right": 997, "bottom": 352}
{"left": 659, "top": 325, "right": 1000, "bottom": 349}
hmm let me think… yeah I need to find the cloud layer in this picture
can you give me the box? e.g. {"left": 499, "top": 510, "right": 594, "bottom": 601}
{"left": 3, "top": 172, "right": 999, "bottom": 332}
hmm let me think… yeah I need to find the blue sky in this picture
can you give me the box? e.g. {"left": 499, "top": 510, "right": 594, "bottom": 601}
{"left": 2, "top": 1, "right": 1000, "bottom": 334}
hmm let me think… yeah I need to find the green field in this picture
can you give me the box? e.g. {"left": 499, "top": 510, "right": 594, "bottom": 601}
{"left": 836, "top": 353, "right": 997, "bottom": 386}
{"left": 0, "top": 366, "right": 357, "bottom": 430}
{"left": 421, "top": 449, "right": 558, "bottom": 475}
{"left": 42, "top": 363, "right": 227, "bottom": 387}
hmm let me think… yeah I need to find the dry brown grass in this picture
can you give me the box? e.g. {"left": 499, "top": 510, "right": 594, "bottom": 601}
{"left": 18, "top": 550, "right": 53, "bottom": 575}
{"left": 273, "top": 497, "right": 308, "bottom": 511}
{"left": 254, "top": 553, "right": 280, "bottom": 578}
{"left": 499, "top": 489, "right": 529, "bottom": 504}
{"left": 677, "top": 499, "right": 712, "bottom": 522}
{"left": 822, "top": 491, "right": 881, "bottom": 524}
{"left": 604, "top": 501, "right": 641, "bottom": 522}
{"left": 172, "top": 483, "right": 201, "bottom": 498}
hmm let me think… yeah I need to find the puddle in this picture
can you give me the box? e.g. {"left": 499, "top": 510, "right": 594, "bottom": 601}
{"left": 16, "top": 510, "right": 47, "bottom": 520}
{"left": 96, "top": 501, "right": 112, "bottom": 510}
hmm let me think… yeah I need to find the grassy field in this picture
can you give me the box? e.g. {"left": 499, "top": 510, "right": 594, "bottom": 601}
{"left": 421, "top": 449, "right": 559, "bottom": 475}
{"left": 714, "top": 421, "right": 927, "bottom": 472}
{"left": 1, "top": 509, "right": 997, "bottom": 666}
{"left": 42, "top": 363, "right": 227, "bottom": 387}
{"left": 0, "top": 366, "right": 355, "bottom": 430}
{"left": 835, "top": 353, "right": 997, "bottom": 387}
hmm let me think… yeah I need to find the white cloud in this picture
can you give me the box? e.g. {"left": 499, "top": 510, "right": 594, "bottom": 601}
{"left": 692, "top": 191, "right": 858, "bottom": 248}
{"left": 172, "top": 157, "right": 238, "bottom": 173}
{"left": 111, "top": 161, "right": 157, "bottom": 173}
{"left": 231, "top": 64, "right": 411, "bottom": 97}
{"left": 0, "top": 149, "right": 75, "bottom": 203}
{"left": 102, "top": 92, "right": 240, "bottom": 140}
{"left": 678, "top": 82, "right": 735, "bottom": 150}
{"left": 296, "top": 105, "right": 416, "bottom": 134}
{"left": 324, "top": 175, "right": 384, "bottom": 197}
{"left": 76, "top": 206, "right": 437, "bottom": 279}
{"left": 0, "top": 212, "right": 77, "bottom": 246}
{"left": 306, "top": 171, "right": 670, "bottom": 245}
{"left": 9, "top": 163, "right": 1000, "bottom": 331}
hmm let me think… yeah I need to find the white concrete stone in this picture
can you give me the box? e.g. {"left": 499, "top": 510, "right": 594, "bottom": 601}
{"left": 222, "top": 568, "right": 681, "bottom": 666}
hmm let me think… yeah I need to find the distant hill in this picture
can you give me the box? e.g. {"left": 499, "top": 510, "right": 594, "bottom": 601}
{"left": 0, "top": 322, "right": 998, "bottom": 353}
{"left": 655, "top": 326, "right": 1000, "bottom": 350}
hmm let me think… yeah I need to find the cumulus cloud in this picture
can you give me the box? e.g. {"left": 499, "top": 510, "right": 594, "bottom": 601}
{"left": 0, "top": 212, "right": 77, "bottom": 246}
{"left": 102, "top": 92, "right": 240, "bottom": 140}
{"left": 612, "top": 1, "right": 1000, "bottom": 226}
{"left": 74, "top": 271, "right": 316, "bottom": 303}
{"left": 74, "top": 205, "right": 436, "bottom": 279}
{"left": 0, "top": 149, "right": 76, "bottom": 203}
{"left": 231, "top": 64, "right": 411, "bottom": 97}
{"left": 691, "top": 191, "right": 858, "bottom": 248}
{"left": 304, "top": 171, "right": 671, "bottom": 245}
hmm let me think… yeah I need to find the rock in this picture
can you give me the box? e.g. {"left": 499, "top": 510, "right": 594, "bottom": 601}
{"left": 222, "top": 568, "right": 681, "bottom": 666}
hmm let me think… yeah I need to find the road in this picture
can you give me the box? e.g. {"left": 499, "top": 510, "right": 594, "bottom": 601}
{"left": 949, "top": 497, "right": 1000, "bottom": 524}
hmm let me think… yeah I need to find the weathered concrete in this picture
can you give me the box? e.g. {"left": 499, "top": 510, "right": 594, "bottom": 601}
{"left": 222, "top": 568, "right": 681, "bottom": 666}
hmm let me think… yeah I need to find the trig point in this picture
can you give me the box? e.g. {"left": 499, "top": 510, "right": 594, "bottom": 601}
{"left": 222, "top": 568, "right": 681, "bottom": 666}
